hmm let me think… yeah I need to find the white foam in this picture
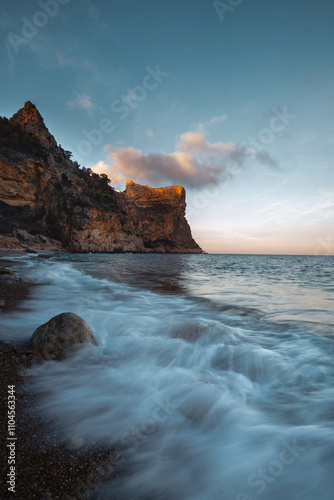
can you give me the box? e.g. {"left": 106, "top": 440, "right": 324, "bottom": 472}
{"left": 1, "top": 258, "right": 334, "bottom": 499}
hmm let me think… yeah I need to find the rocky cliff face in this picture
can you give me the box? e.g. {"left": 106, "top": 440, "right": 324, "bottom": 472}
{"left": 123, "top": 181, "right": 199, "bottom": 252}
{"left": 10, "top": 102, "right": 57, "bottom": 149}
{"left": 0, "top": 102, "right": 203, "bottom": 253}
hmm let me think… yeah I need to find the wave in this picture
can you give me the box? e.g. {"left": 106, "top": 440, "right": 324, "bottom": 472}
{"left": 1, "top": 257, "right": 334, "bottom": 499}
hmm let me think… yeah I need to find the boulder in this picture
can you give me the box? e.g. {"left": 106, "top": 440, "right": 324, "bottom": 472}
{"left": 24, "top": 247, "right": 38, "bottom": 253}
{"left": 19, "top": 276, "right": 34, "bottom": 284}
{"left": 30, "top": 312, "right": 97, "bottom": 361}
{"left": 0, "top": 266, "right": 14, "bottom": 275}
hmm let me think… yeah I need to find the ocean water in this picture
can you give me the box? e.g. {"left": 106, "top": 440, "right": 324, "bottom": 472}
{"left": 1, "top": 253, "right": 334, "bottom": 500}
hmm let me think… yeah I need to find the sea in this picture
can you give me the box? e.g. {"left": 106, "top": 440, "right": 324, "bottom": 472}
{"left": 1, "top": 253, "right": 334, "bottom": 500}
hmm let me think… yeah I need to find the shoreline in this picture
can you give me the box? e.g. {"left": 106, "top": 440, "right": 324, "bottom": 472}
{"left": 0, "top": 252, "right": 119, "bottom": 499}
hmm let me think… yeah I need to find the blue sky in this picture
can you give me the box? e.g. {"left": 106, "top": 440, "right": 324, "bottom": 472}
{"left": 1, "top": 0, "right": 334, "bottom": 254}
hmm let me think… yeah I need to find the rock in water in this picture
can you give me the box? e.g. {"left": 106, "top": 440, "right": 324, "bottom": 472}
{"left": 30, "top": 312, "right": 97, "bottom": 361}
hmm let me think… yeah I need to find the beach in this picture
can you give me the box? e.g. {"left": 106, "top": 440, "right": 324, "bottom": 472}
{"left": 0, "top": 252, "right": 119, "bottom": 500}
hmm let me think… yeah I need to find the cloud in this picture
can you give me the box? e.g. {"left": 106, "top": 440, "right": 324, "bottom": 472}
{"left": 208, "top": 114, "right": 228, "bottom": 125}
{"left": 194, "top": 114, "right": 228, "bottom": 133}
{"left": 255, "top": 150, "right": 279, "bottom": 169}
{"left": 91, "top": 160, "right": 110, "bottom": 173}
{"left": 67, "top": 94, "right": 94, "bottom": 110}
{"left": 56, "top": 52, "right": 95, "bottom": 71}
{"left": 91, "top": 131, "right": 278, "bottom": 188}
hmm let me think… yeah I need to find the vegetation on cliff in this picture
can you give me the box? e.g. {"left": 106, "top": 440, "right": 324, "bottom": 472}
{"left": 0, "top": 117, "right": 47, "bottom": 159}
{"left": 0, "top": 102, "right": 203, "bottom": 253}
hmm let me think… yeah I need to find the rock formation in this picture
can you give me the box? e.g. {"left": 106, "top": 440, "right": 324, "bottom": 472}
{"left": 124, "top": 181, "right": 199, "bottom": 252}
{"left": 30, "top": 312, "right": 97, "bottom": 361}
{"left": 0, "top": 102, "right": 203, "bottom": 253}
{"left": 10, "top": 101, "right": 57, "bottom": 149}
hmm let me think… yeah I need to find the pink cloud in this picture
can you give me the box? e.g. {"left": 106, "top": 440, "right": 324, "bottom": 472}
{"left": 67, "top": 94, "right": 94, "bottom": 110}
{"left": 91, "top": 132, "right": 276, "bottom": 188}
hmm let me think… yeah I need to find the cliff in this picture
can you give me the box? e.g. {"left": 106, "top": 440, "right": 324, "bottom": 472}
{"left": 0, "top": 102, "right": 203, "bottom": 253}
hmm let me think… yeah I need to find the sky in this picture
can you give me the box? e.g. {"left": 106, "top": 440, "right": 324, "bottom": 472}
{"left": 1, "top": 0, "right": 334, "bottom": 254}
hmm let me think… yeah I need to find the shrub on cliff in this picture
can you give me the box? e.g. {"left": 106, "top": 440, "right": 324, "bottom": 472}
{"left": 0, "top": 116, "right": 47, "bottom": 158}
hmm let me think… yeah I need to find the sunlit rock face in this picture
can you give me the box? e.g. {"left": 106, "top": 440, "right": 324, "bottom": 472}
{"left": 123, "top": 181, "right": 202, "bottom": 253}
{"left": 10, "top": 101, "right": 58, "bottom": 149}
{"left": 0, "top": 103, "right": 203, "bottom": 254}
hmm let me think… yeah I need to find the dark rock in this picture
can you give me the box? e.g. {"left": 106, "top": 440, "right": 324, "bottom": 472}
{"left": 24, "top": 248, "right": 38, "bottom": 253}
{"left": 0, "top": 266, "right": 13, "bottom": 275}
